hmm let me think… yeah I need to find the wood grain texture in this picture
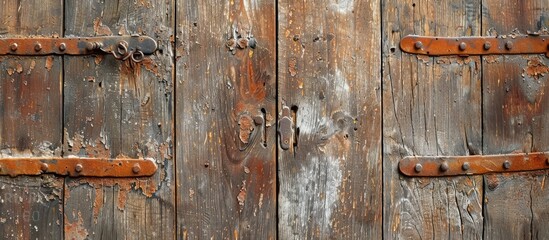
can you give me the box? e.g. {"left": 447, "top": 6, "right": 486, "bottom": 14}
{"left": 482, "top": 0, "right": 549, "bottom": 239}
{"left": 278, "top": 1, "right": 381, "bottom": 239}
{"left": 0, "top": 0, "right": 64, "bottom": 239}
{"left": 175, "top": 0, "right": 277, "bottom": 239}
{"left": 63, "top": 0, "right": 175, "bottom": 239}
{"left": 382, "top": 0, "right": 484, "bottom": 239}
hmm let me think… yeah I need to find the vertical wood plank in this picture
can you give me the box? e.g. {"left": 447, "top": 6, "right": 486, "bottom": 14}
{"left": 175, "top": 0, "right": 277, "bottom": 238}
{"left": 382, "top": 0, "right": 484, "bottom": 239}
{"left": 482, "top": 0, "right": 549, "bottom": 238}
{"left": 63, "top": 0, "right": 175, "bottom": 239}
{"left": 0, "top": 0, "right": 64, "bottom": 239}
{"left": 278, "top": 1, "right": 382, "bottom": 239}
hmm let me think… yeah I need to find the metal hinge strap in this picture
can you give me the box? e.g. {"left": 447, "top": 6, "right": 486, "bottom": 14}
{"left": 399, "top": 152, "right": 549, "bottom": 177}
{"left": 0, "top": 157, "right": 157, "bottom": 177}
{"left": 400, "top": 35, "right": 549, "bottom": 57}
{"left": 0, "top": 36, "right": 157, "bottom": 62}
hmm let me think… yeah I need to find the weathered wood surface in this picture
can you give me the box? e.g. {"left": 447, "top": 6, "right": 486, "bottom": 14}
{"left": 175, "top": 0, "right": 277, "bottom": 239}
{"left": 382, "top": 0, "right": 484, "bottom": 239}
{"left": 278, "top": 1, "right": 382, "bottom": 239}
{"left": 63, "top": 0, "right": 175, "bottom": 239}
{"left": 0, "top": 0, "right": 64, "bottom": 239}
{"left": 482, "top": 0, "right": 549, "bottom": 239}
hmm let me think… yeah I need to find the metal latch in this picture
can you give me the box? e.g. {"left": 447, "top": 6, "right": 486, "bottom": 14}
{"left": 400, "top": 34, "right": 549, "bottom": 57}
{"left": 0, "top": 157, "right": 157, "bottom": 177}
{"left": 278, "top": 106, "right": 293, "bottom": 150}
{"left": 0, "top": 35, "right": 157, "bottom": 62}
{"left": 399, "top": 152, "right": 549, "bottom": 177}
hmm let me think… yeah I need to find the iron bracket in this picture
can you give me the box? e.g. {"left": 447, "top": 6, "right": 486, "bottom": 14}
{"left": 400, "top": 34, "right": 549, "bottom": 57}
{"left": 0, "top": 35, "right": 157, "bottom": 63}
{"left": 278, "top": 106, "right": 293, "bottom": 150}
{"left": 0, "top": 157, "right": 157, "bottom": 177}
{"left": 400, "top": 152, "right": 549, "bottom": 177}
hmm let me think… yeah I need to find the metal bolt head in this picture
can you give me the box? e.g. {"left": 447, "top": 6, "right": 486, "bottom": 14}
{"left": 75, "top": 163, "right": 83, "bottom": 173}
{"left": 414, "top": 41, "right": 423, "bottom": 50}
{"left": 462, "top": 162, "right": 470, "bottom": 171}
{"left": 503, "top": 160, "right": 511, "bottom": 170}
{"left": 86, "top": 42, "right": 97, "bottom": 51}
{"left": 59, "top": 43, "right": 66, "bottom": 51}
{"left": 414, "top": 163, "right": 423, "bottom": 173}
{"left": 440, "top": 162, "right": 449, "bottom": 172}
{"left": 132, "top": 164, "right": 141, "bottom": 174}
{"left": 40, "top": 163, "right": 49, "bottom": 171}
{"left": 505, "top": 41, "right": 513, "bottom": 50}
{"left": 248, "top": 37, "right": 257, "bottom": 49}
{"left": 459, "top": 42, "right": 467, "bottom": 51}
{"left": 10, "top": 43, "right": 18, "bottom": 51}
{"left": 34, "top": 43, "right": 42, "bottom": 52}
{"left": 483, "top": 42, "right": 491, "bottom": 50}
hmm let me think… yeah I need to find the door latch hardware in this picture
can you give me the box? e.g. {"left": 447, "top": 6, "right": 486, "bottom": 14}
{"left": 278, "top": 106, "right": 293, "bottom": 150}
{"left": 400, "top": 152, "right": 549, "bottom": 177}
{"left": 0, "top": 36, "right": 157, "bottom": 62}
{"left": 0, "top": 157, "right": 157, "bottom": 177}
{"left": 400, "top": 35, "right": 549, "bottom": 57}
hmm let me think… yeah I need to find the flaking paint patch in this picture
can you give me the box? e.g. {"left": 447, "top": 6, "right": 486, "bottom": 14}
{"left": 65, "top": 211, "right": 89, "bottom": 239}
{"left": 329, "top": 0, "right": 355, "bottom": 14}
{"left": 279, "top": 156, "right": 342, "bottom": 233}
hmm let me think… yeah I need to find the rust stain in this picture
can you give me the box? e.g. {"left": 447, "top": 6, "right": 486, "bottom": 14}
{"left": 94, "top": 55, "right": 104, "bottom": 65}
{"left": 141, "top": 58, "right": 160, "bottom": 76}
{"left": 238, "top": 115, "right": 254, "bottom": 144}
{"left": 524, "top": 56, "right": 549, "bottom": 79}
{"left": 45, "top": 56, "right": 54, "bottom": 71}
{"left": 288, "top": 57, "right": 298, "bottom": 77}
{"left": 93, "top": 188, "right": 104, "bottom": 221}
{"left": 65, "top": 211, "right": 89, "bottom": 240}
{"left": 93, "top": 17, "right": 113, "bottom": 36}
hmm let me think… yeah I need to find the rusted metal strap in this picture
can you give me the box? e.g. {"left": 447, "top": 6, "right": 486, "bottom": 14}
{"left": 400, "top": 35, "right": 549, "bottom": 57}
{"left": 0, "top": 157, "right": 157, "bottom": 177}
{"left": 0, "top": 36, "right": 157, "bottom": 62}
{"left": 400, "top": 152, "right": 549, "bottom": 177}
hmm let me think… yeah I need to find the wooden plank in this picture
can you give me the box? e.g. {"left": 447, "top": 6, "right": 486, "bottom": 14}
{"left": 278, "top": 1, "right": 381, "bottom": 239}
{"left": 482, "top": 0, "right": 549, "bottom": 238}
{"left": 382, "top": 0, "right": 484, "bottom": 239}
{"left": 175, "top": 0, "right": 277, "bottom": 238}
{"left": 0, "top": 0, "right": 64, "bottom": 239}
{"left": 62, "top": 0, "right": 175, "bottom": 239}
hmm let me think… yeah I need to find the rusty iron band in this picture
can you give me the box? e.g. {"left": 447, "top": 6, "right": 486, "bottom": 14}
{"left": 0, "top": 36, "right": 157, "bottom": 62}
{"left": 400, "top": 35, "right": 549, "bottom": 56}
{"left": 400, "top": 152, "right": 549, "bottom": 177}
{"left": 0, "top": 157, "right": 157, "bottom": 177}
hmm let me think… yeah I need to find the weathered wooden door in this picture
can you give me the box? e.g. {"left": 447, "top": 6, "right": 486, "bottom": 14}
{"left": 1, "top": 0, "right": 548, "bottom": 239}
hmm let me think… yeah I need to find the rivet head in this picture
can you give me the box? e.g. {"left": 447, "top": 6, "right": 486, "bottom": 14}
{"left": 462, "top": 162, "right": 470, "bottom": 171}
{"left": 414, "top": 41, "right": 423, "bottom": 50}
{"left": 503, "top": 160, "right": 511, "bottom": 170}
{"left": 505, "top": 41, "right": 513, "bottom": 50}
{"left": 75, "top": 163, "right": 83, "bottom": 173}
{"left": 40, "top": 163, "right": 49, "bottom": 171}
{"left": 483, "top": 42, "right": 491, "bottom": 50}
{"left": 34, "top": 43, "right": 42, "bottom": 52}
{"left": 132, "top": 164, "right": 141, "bottom": 174}
{"left": 414, "top": 163, "right": 423, "bottom": 173}
{"left": 59, "top": 43, "right": 66, "bottom": 51}
{"left": 459, "top": 42, "right": 467, "bottom": 51}
{"left": 10, "top": 43, "right": 18, "bottom": 51}
{"left": 440, "top": 162, "right": 449, "bottom": 172}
